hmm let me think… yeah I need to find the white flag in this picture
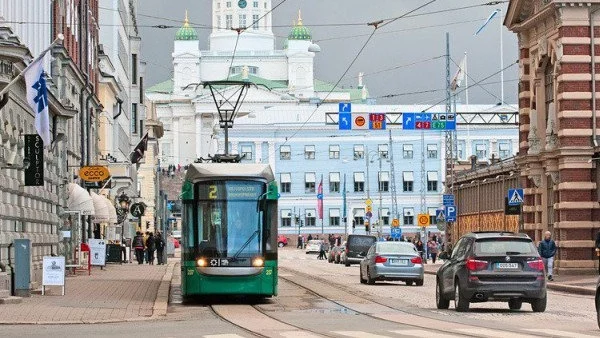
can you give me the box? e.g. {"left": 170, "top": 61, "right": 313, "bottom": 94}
{"left": 24, "top": 53, "right": 51, "bottom": 147}
{"left": 451, "top": 56, "right": 466, "bottom": 91}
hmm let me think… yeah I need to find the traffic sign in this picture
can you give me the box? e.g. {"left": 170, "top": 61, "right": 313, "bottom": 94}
{"left": 366, "top": 211, "right": 373, "bottom": 218}
{"left": 391, "top": 227, "right": 402, "bottom": 239}
{"left": 391, "top": 218, "right": 400, "bottom": 227}
{"left": 339, "top": 102, "right": 352, "bottom": 113}
{"left": 403, "top": 113, "right": 415, "bottom": 130}
{"left": 365, "top": 199, "right": 373, "bottom": 206}
{"left": 402, "top": 112, "right": 456, "bottom": 131}
{"left": 443, "top": 194, "right": 455, "bottom": 206}
{"left": 445, "top": 205, "right": 457, "bottom": 222}
{"left": 352, "top": 114, "right": 369, "bottom": 130}
{"left": 366, "top": 205, "right": 373, "bottom": 213}
{"left": 504, "top": 197, "right": 521, "bottom": 215}
{"left": 508, "top": 189, "right": 524, "bottom": 206}
{"left": 339, "top": 113, "right": 351, "bottom": 130}
{"left": 369, "top": 113, "right": 386, "bottom": 130}
{"left": 436, "top": 209, "right": 446, "bottom": 222}
{"left": 417, "top": 214, "right": 430, "bottom": 227}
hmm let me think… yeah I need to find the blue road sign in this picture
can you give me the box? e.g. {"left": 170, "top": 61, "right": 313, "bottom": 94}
{"left": 339, "top": 113, "right": 351, "bottom": 130}
{"left": 339, "top": 102, "right": 352, "bottom": 113}
{"left": 391, "top": 227, "right": 402, "bottom": 239}
{"left": 436, "top": 209, "right": 446, "bottom": 221}
{"left": 403, "top": 113, "right": 415, "bottom": 130}
{"left": 443, "top": 194, "right": 454, "bottom": 206}
{"left": 508, "top": 188, "right": 524, "bottom": 206}
{"left": 445, "top": 205, "right": 457, "bottom": 222}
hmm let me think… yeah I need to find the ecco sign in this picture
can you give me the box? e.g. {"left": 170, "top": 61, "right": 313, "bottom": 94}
{"left": 79, "top": 166, "right": 110, "bottom": 182}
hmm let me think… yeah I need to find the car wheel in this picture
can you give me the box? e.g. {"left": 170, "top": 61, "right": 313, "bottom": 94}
{"left": 508, "top": 299, "right": 522, "bottom": 310}
{"left": 454, "top": 280, "right": 469, "bottom": 312}
{"left": 415, "top": 279, "right": 424, "bottom": 287}
{"left": 406, "top": 281, "right": 414, "bottom": 286}
{"left": 436, "top": 279, "right": 450, "bottom": 309}
{"left": 278, "top": 242, "right": 284, "bottom": 248}
{"left": 345, "top": 260, "right": 350, "bottom": 267}
{"left": 531, "top": 294, "right": 547, "bottom": 313}
{"left": 596, "top": 294, "right": 600, "bottom": 329}
{"left": 366, "top": 268, "right": 375, "bottom": 285}
{"left": 360, "top": 268, "right": 366, "bottom": 284}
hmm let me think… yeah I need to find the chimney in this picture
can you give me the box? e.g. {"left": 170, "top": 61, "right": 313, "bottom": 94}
{"left": 470, "top": 155, "right": 478, "bottom": 170}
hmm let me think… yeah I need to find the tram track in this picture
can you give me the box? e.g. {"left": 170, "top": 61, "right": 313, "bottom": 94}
{"left": 278, "top": 266, "right": 550, "bottom": 338}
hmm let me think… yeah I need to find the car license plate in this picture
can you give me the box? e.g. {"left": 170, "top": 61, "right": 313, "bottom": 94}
{"left": 496, "top": 263, "right": 519, "bottom": 269}
{"left": 390, "top": 259, "right": 408, "bottom": 266}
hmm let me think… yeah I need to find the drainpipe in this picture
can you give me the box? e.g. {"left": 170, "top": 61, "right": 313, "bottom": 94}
{"left": 592, "top": 7, "right": 600, "bottom": 147}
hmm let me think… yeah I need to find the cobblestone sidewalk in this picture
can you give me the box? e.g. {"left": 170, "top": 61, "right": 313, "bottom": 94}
{"left": 0, "top": 262, "right": 173, "bottom": 324}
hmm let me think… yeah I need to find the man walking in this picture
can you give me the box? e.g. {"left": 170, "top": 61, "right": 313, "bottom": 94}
{"left": 538, "top": 231, "right": 557, "bottom": 281}
{"left": 133, "top": 232, "right": 145, "bottom": 264}
{"left": 155, "top": 232, "right": 165, "bottom": 265}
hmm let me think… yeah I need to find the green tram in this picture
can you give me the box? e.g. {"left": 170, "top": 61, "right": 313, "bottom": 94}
{"left": 180, "top": 163, "right": 279, "bottom": 299}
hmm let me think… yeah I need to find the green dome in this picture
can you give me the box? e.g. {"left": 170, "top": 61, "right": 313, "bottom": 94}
{"left": 288, "top": 11, "right": 311, "bottom": 41}
{"left": 175, "top": 11, "right": 198, "bottom": 41}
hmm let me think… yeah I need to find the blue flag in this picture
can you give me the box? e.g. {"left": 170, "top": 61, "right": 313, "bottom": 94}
{"left": 24, "top": 53, "right": 51, "bottom": 146}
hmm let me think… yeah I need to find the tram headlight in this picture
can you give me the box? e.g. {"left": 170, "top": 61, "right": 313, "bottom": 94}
{"left": 196, "top": 258, "right": 208, "bottom": 267}
{"left": 252, "top": 257, "right": 265, "bottom": 267}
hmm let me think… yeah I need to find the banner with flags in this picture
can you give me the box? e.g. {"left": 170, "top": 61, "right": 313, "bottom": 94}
{"left": 474, "top": 9, "right": 500, "bottom": 36}
{"left": 130, "top": 133, "right": 149, "bottom": 164}
{"left": 317, "top": 175, "right": 323, "bottom": 220}
{"left": 450, "top": 56, "right": 466, "bottom": 91}
{"left": 24, "top": 52, "right": 51, "bottom": 147}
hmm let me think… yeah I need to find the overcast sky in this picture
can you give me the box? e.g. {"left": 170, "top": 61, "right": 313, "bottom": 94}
{"left": 137, "top": 0, "right": 518, "bottom": 105}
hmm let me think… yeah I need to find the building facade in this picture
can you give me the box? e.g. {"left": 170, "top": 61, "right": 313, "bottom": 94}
{"left": 506, "top": 0, "right": 600, "bottom": 273}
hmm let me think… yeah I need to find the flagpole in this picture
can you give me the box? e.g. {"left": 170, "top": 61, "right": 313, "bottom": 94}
{"left": 320, "top": 174, "right": 324, "bottom": 235}
{"left": 464, "top": 52, "right": 469, "bottom": 107}
{"left": 0, "top": 34, "right": 64, "bottom": 99}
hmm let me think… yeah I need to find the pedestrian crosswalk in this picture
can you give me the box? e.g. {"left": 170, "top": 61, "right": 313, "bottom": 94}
{"left": 201, "top": 327, "right": 597, "bottom": 338}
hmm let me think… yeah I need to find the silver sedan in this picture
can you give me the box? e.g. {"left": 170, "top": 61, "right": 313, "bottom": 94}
{"left": 359, "top": 241, "right": 425, "bottom": 286}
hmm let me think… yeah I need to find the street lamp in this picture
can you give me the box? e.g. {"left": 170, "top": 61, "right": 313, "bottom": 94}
{"left": 117, "top": 192, "right": 131, "bottom": 240}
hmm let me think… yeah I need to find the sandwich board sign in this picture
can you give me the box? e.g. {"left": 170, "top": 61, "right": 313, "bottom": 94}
{"left": 42, "top": 256, "right": 65, "bottom": 295}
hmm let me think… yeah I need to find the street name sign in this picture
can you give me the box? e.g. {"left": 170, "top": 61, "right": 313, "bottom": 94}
{"left": 443, "top": 194, "right": 455, "bottom": 206}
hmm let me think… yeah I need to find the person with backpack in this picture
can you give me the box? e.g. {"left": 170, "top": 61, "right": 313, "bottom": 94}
{"left": 155, "top": 232, "right": 165, "bottom": 265}
{"left": 147, "top": 232, "right": 156, "bottom": 265}
{"left": 132, "top": 232, "right": 145, "bottom": 264}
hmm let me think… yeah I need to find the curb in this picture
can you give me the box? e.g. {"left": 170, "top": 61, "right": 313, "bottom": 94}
{"left": 152, "top": 261, "right": 176, "bottom": 318}
{"left": 424, "top": 270, "right": 596, "bottom": 296}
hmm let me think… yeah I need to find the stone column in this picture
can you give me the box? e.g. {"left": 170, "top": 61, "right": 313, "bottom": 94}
{"left": 173, "top": 117, "right": 180, "bottom": 165}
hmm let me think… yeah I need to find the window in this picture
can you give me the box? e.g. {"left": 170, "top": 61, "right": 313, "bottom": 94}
{"left": 217, "top": 15, "right": 221, "bottom": 29}
{"left": 280, "top": 173, "right": 291, "bottom": 193}
{"left": 354, "top": 209, "right": 365, "bottom": 226}
{"left": 476, "top": 144, "right": 487, "bottom": 159}
{"left": 264, "top": 2, "right": 267, "bottom": 8}
{"left": 280, "top": 145, "right": 291, "bottom": 160}
{"left": 329, "top": 145, "right": 340, "bottom": 159}
{"left": 239, "top": 14, "right": 247, "bottom": 28}
{"left": 378, "top": 171, "right": 389, "bottom": 192}
{"left": 378, "top": 144, "right": 389, "bottom": 159}
{"left": 402, "top": 171, "right": 414, "bottom": 192}
{"left": 427, "top": 144, "right": 438, "bottom": 159}
{"left": 304, "top": 145, "right": 315, "bottom": 160}
{"left": 499, "top": 143, "right": 511, "bottom": 159}
{"left": 305, "top": 172, "right": 316, "bottom": 193}
{"left": 381, "top": 208, "right": 390, "bottom": 226}
{"left": 252, "top": 14, "right": 259, "bottom": 29}
{"left": 241, "top": 145, "right": 253, "bottom": 160}
{"left": 226, "top": 14, "right": 233, "bottom": 29}
{"left": 139, "top": 77, "right": 144, "bottom": 104}
{"left": 354, "top": 172, "right": 365, "bottom": 192}
{"left": 226, "top": 1, "right": 231, "bottom": 7}
{"left": 131, "top": 103, "right": 138, "bottom": 134}
{"left": 427, "top": 171, "right": 438, "bottom": 192}
{"left": 428, "top": 207, "right": 437, "bottom": 225}
{"left": 329, "top": 209, "right": 340, "bottom": 226}
{"left": 403, "top": 144, "right": 413, "bottom": 159}
{"left": 253, "top": 1, "right": 259, "bottom": 7}
{"left": 354, "top": 144, "right": 364, "bottom": 160}
{"left": 281, "top": 209, "right": 292, "bottom": 227}
{"left": 217, "top": 2, "right": 221, "bottom": 9}
{"left": 457, "top": 141, "right": 465, "bottom": 160}
{"left": 139, "top": 119, "right": 144, "bottom": 136}
{"left": 329, "top": 172, "right": 340, "bottom": 193}
{"left": 305, "top": 209, "right": 316, "bottom": 227}
{"left": 131, "top": 54, "right": 137, "bottom": 84}
{"left": 403, "top": 208, "right": 414, "bottom": 225}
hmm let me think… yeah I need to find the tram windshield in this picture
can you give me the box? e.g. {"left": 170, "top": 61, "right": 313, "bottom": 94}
{"left": 189, "top": 180, "right": 265, "bottom": 259}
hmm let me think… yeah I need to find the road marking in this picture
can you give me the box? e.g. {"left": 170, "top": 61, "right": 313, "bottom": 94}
{"left": 455, "top": 328, "right": 538, "bottom": 338}
{"left": 333, "top": 331, "right": 391, "bottom": 338}
{"left": 523, "top": 329, "right": 599, "bottom": 338}
{"left": 280, "top": 331, "right": 322, "bottom": 337}
{"left": 390, "top": 329, "right": 462, "bottom": 338}
{"left": 204, "top": 335, "right": 246, "bottom": 338}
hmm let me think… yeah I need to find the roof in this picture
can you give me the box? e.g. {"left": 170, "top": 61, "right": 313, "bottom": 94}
{"left": 288, "top": 10, "right": 312, "bottom": 41}
{"left": 147, "top": 79, "right": 174, "bottom": 93}
{"left": 185, "top": 163, "right": 275, "bottom": 182}
{"left": 314, "top": 79, "right": 365, "bottom": 100}
{"left": 175, "top": 11, "right": 198, "bottom": 41}
{"left": 465, "top": 232, "right": 530, "bottom": 239}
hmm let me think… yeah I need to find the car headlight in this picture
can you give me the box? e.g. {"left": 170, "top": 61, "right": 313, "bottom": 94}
{"left": 252, "top": 257, "right": 264, "bottom": 267}
{"left": 196, "top": 258, "right": 207, "bottom": 267}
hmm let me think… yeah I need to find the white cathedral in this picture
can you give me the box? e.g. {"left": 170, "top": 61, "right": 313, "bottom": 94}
{"left": 146, "top": 0, "right": 369, "bottom": 166}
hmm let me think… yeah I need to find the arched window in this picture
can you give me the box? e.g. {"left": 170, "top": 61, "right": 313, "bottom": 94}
{"left": 544, "top": 61, "right": 554, "bottom": 125}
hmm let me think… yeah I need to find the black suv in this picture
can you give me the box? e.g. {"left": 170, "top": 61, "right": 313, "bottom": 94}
{"left": 343, "top": 235, "right": 377, "bottom": 267}
{"left": 436, "top": 232, "right": 547, "bottom": 312}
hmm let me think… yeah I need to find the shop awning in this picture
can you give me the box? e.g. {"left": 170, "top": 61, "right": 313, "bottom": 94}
{"left": 104, "top": 196, "right": 118, "bottom": 224}
{"left": 66, "top": 183, "right": 95, "bottom": 216}
{"left": 91, "top": 192, "right": 109, "bottom": 223}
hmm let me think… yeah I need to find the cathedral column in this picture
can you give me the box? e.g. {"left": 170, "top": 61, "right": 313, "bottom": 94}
{"left": 173, "top": 117, "right": 180, "bottom": 165}
{"left": 255, "top": 141, "right": 261, "bottom": 163}
{"left": 195, "top": 114, "right": 202, "bottom": 160}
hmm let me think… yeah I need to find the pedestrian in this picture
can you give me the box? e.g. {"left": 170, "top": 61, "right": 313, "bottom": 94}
{"left": 415, "top": 240, "right": 425, "bottom": 262}
{"left": 147, "top": 232, "right": 156, "bottom": 265}
{"left": 317, "top": 241, "right": 326, "bottom": 260}
{"left": 538, "top": 231, "right": 557, "bottom": 281}
{"left": 133, "top": 232, "right": 145, "bottom": 264}
{"left": 307, "top": 234, "right": 313, "bottom": 242}
{"left": 297, "top": 235, "right": 303, "bottom": 249}
{"left": 428, "top": 239, "right": 439, "bottom": 263}
{"left": 155, "top": 232, "right": 165, "bottom": 265}
{"left": 143, "top": 231, "right": 149, "bottom": 263}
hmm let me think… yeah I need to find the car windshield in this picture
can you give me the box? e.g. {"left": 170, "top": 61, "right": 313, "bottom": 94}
{"left": 377, "top": 242, "right": 417, "bottom": 255}
{"left": 475, "top": 238, "right": 537, "bottom": 255}
{"left": 348, "top": 236, "right": 376, "bottom": 247}
{"left": 192, "top": 180, "right": 265, "bottom": 258}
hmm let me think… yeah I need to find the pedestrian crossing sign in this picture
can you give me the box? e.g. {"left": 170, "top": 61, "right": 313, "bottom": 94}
{"left": 436, "top": 209, "right": 445, "bottom": 222}
{"left": 508, "top": 188, "right": 524, "bottom": 206}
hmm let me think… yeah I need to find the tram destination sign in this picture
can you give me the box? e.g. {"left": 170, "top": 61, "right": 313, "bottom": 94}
{"left": 199, "top": 181, "right": 264, "bottom": 200}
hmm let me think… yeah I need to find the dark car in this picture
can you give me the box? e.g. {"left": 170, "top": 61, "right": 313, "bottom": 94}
{"left": 343, "top": 235, "right": 377, "bottom": 267}
{"left": 436, "top": 232, "right": 547, "bottom": 312}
